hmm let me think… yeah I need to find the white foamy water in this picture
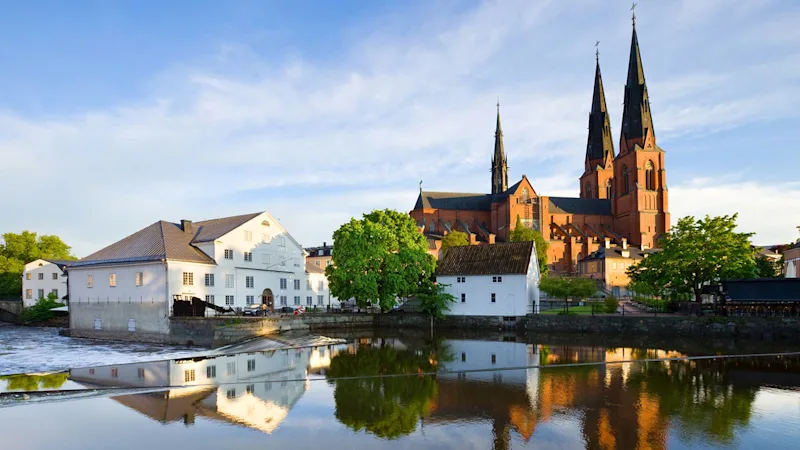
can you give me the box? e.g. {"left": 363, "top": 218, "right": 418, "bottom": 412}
{"left": 0, "top": 324, "right": 206, "bottom": 375}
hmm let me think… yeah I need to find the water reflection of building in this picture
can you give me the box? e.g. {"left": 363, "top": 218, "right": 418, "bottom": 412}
{"left": 70, "top": 345, "right": 337, "bottom": 434}
{"left": 430, "top": 340, "right": 686, "bottom": 450}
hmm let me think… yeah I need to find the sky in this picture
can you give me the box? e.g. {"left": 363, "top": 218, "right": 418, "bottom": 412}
{"left": 0, "top": 0, "right": 798, "bottom": 257}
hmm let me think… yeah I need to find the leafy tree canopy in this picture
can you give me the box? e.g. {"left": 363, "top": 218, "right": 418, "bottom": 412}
{"left": 326, "top": 209, "right": 435, "bottom": 311}
{"left": 539, "top": 276, "right": 597, "bottom": 301}
{"left": 627, "top": 214, "right": 756, "bottom": 302}
{"left": 440, "top": 231, "right": 468, "bottom": 255}
{"left": 326, "top": 342, "right": 440, "bottom": 439}
{"left": 0, "top": 231, "right": 76, "bottom": 298}
{"left": 417, "top": 281, "right": 456, "bottom": 319}
{"left": 754, "top": 254, "right": 781, "bottom": 278}
{"left": 509, "top": 216, "right": 549, "bottom": 276}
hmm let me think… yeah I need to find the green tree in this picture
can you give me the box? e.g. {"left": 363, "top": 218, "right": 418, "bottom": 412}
{"left": 539, "top": 276, "right": 598, "bottom": 313}
{"left": 440, "top": 231, "right": 468, "bottom": 255}
{"left": 416, "top": 281, "right": 456, "bottom": 334}
{"left": 326, "top": 210, "right": 436, "bottom": 311}
{"left": 326, "top": 342, "right": 439, "bottom": 439}
{"left": 509, "top": 216, "right": 549, "bottom": 276}
{"left": 627, "top": 215, "right": 757, "bottom": 303}
{"left": 19, "top": 292, "right": 64, "bottom": 323}
{"left": 0, "top": 231, "right": 76, "bottom": 298}
{"left": 754, "top": 254, "right": 781, "bottom": 278}
{"left": 0, "top": 372, "right": 69, "bottom": 392}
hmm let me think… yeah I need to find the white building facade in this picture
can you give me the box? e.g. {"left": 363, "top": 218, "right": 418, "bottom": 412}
{"left": 22, "top": 259, "right": 71, "bottom": 307}
{"left": 68, "top": 211, "right": 337, "bottom": 340}
{"left": 436, "top": 241, "right": 540, "bottom": 316}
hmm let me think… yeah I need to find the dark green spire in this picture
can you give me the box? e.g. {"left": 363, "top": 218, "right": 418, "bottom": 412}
{"left": 585, "top": 54, "right": 615, "bottom": 168}
{"left": 620, "top": 21, "right": 655, "bottom": 149}
{"left": 491, "top": 102, "right": 508, "bottom": 195}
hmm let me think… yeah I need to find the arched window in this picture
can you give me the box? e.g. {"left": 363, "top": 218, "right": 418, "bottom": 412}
{"left": 622, "top": 165, "right": 630, "bottom": 195}
{"left": 521, "top": 188, "right": 530, "bottom": 202}
{"left": 606, "top": 179, "right": 612, "bottom": 198}
{"left": 645, "top": 160, "right": 655, "bottom": 190}
{"left": 585, "top": 183, "right": 592, "bottom": 198}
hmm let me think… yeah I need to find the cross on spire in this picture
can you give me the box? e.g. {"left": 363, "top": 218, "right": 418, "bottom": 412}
{"left": 595, "top": 40, "right": 600, "bottom": 61}
{"left": 631, "top": 2, "right": 637, "bottom": 26}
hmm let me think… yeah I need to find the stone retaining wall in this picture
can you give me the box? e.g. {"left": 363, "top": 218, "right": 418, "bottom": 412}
{"left": 132, "top": 313, "right": 800, "bottom": 347}
{"left": 521, "top": 315, "right": 800, "bottom": 340}
{"left": 0, "top": 300, "right": 22, "bottom": 323}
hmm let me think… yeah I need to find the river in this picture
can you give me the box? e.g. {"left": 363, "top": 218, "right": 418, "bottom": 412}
{"left": 2, "top": 327, "right": 800, "bottom": 449}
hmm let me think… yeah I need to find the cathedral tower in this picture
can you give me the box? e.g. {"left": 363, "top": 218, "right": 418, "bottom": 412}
{"left": 579, "top": 51, "right": 615, "bottom": 200}
{"left": 612, "top": 14, "right": 670, "bottom": 249}
{"left": 491, "top": 103, "right": 509, "bottom": 195}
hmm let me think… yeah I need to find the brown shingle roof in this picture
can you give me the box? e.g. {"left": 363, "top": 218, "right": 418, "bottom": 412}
{"left": 70, "top": 221, "right": 217, "bottom": 268}
{"left": 70, "top": 212, "right": 263, "bottom": 268}
{"left": 305, "top": 261, "right": 325, "bottom": 274}
{"left": 436, "top": 241, "right": 534, "bottom": 276}
{"left": 414, "top": 191, "right": 493, "bottom": 211}
{"left": 192, "top": 212, "right": 262, "bottom": 243}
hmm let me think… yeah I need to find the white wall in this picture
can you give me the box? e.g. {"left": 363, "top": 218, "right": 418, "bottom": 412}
{"left": 22, "top": 260, "right": 67, "bottom": 306}
{"left": 439, "top": 274, "right": 531, "bottom": 316}
{"left": 68, "top": 262, "right": 168, "bottom": 304}
{"left": 438, "top": 339, "right": 534, "bottom": 384}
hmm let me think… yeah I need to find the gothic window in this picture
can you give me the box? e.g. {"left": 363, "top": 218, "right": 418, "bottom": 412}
{"left": 622, "top": 166, "right": 630, "bottom": 195}
{"left": 606, "top": 179, "right": 612, "bottom": 198}
{"left": 585, "top": 183, "right": 592, "bottom": 198}
{"left": 521, "top": 188, "right": 530, "bottom": 202}
{"left": 645, "top": 160, "right": 655, "bottom": 190}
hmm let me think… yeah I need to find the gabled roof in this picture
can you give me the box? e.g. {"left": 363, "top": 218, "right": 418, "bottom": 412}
{"left": 71, "top": 221, "right": 217, "bottom": 268}
{"left": 436, "top": 241, "right": 534, "bottom": 276}
{"left": 580, "top": 245, "right": 647, "bottom": 262}
{"left": 192, "top": 212, "right": 262, "bottom": 243}
{"left": 548, "top": 197, "right": 612, "bottom": 216}
{"left": 414, "top": 191, "right": 493, "bottom": 211}
{"left": 491, "top": 178, "right": 526, "bottom": 200}
{"left": 43, "top": 259, "right": 76, "bottom": 269}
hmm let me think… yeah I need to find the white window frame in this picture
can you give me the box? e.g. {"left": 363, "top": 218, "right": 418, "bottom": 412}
{"left": 280, "top": 278, "right": 287, "bottom": 290}
{"left": 225, "top": 295, "right": 235, "bottom": 306}
{"left": 280, "top": 296, "right": 287, "bottom": 306}
{"left": 246, "top": 295, "right": 255, "bottom": 305}
{"left": 306, "top": 279, "right": 312, "bottom": 290}
{"left": 38, "top": 273, "right": 44, "bottom": 280}
{"left": 225, "top": 274, "right": 235, "bottom": 288}
{"left": 135, "top": 272, "right": 144, "bottom": 287}
{"left": 294, "top": 296, "right": 300, "bottom": 305}
{"left": 294, "top": 279, "right": 301, "bottom": 290}
{"left": 244, "top": 230, "right": 252, "bottom": 241}
{"left": 306, "top": 296, "right": 313, "bottom": 306}
{"left": 491, "top": 293, "right": 496, "bottom": 303}
{"left": 183, "top": 272, "right": 194, "bottom": 286}
{"left": 205, "top": 295, "right": 215, "bottom": 304}
{"left": 244, "top": 252, "right": 253, "bottom": 262}
{"left": 461, "top": 293, "right": 466, "bottom": 303}
{"left": 205, "top": 273, "right": 215, "bottom": 287}
{"left": 25, "top": 289, "right": 32, "bottom": 299}
{"left": 224, "top": 249, "right": 234, "bottom": 260}
{"left": 318, "top": 295, "right": 324, "bottom": 305}
{"left": 38, "top": 289, "right": 44, "bottom": 299}
{"left": 246, "top": 276, "right": 254, "bottom": 289}
{"left": 109, "top": 273, "right": 117, "bottom": 287}
{"left": 52, "top": 273, "right": 58, "bottom": 280}
{"left": 87, "top": 275, "right": 93, "bottom": 288}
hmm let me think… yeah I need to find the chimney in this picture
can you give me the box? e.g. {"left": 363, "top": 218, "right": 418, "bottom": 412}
{"left": 181, "top": 220, "right": 193, "bottom": 234}
{"left": 621, "top": 238, "right": 628, "bottom": 250}
{"left": 323, "top": 242, "right": 327, "bottom": 248}
{"left": 604, "top": 237, "right": 611, "bottom": 249}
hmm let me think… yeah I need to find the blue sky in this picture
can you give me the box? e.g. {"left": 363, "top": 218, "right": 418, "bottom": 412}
{"left": 1, "top": 0, "right": 798, "bottom": 256}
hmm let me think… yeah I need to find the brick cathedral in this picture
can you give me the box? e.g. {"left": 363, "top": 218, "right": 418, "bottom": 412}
{"left": 410, "top": 19, "right": 670, "bottom": 277}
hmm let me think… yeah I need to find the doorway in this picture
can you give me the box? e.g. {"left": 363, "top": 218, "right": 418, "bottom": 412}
{"left": 261, "top": 288, "right": 275, "bottom": 313}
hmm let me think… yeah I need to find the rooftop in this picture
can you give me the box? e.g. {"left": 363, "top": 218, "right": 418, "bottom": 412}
{"left": 436, "top": 241, "right": 534, "bottom": 276}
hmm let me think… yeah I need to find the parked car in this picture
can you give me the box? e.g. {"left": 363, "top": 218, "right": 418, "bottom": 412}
{"left": 278, "top": 306, "right": 295, "bottom": 314}
{"left": 242, "top": 304, "right": 267, "bottom": 316}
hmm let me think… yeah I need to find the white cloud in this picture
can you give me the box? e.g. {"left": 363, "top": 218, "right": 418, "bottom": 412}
{"left": 671, "top": 179, "right": 800, "bottom": 245}
{"left": 0, "top": 0, "right": 797, "bottom": 256}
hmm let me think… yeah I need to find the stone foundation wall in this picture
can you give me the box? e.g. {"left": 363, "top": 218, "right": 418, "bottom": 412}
{"left": 0, "top": 299, "right": 22, "bottom": 323}
{"left": 70, "top": 328, "right": 171, "bottom": 344}
{"left": 521, "top": 315, "right": 800, "bottom": 340}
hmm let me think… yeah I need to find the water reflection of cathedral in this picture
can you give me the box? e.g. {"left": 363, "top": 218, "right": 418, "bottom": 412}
{"left": 431, "top": 340, "right": 690, "bottom": 450}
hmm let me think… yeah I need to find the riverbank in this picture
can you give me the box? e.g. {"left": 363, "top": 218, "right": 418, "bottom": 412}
{"left": 163, "top": 313, "right": 800, "bottom": 347}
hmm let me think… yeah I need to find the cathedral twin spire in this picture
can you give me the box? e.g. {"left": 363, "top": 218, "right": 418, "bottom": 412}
{"left": 584, "top": 49, "right": 615, "bottom": 173}
{"left": 491, "top": 102, "right": 508, "bottom": 195}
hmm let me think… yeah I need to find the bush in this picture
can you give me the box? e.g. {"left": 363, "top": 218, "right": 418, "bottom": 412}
{"left": 603, "top": 296, "right": 619, "bottom": 314}
{"left": 19, "top": 293, "right": 63, "bottom": 323}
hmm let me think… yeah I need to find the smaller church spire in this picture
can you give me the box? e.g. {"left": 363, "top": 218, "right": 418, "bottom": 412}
{"left": 620, "top": 3, "right": 655, "bottom": 151}
{"left": 585, "top": 47, "right": 615, "bottom": 170}
{"left": 491, "top": 102, "right": 508, "bottom": 195}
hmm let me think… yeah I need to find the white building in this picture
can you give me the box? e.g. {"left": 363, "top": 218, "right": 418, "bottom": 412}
{"left": 70, "top": 344, "right": 337, "bottom": 433}
{"left": 22, "top": 259, "right": 72, "bottom": 306}
{"left": 67, "top": 211, "right": 336, "bottom": 339}
{"left": 436, "top": 241, "right": 540, "bottom": 316}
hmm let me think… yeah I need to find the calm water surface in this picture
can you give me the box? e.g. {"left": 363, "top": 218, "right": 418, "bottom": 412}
{"left": 2, "top": 331, "right": 800, "bottom": 449}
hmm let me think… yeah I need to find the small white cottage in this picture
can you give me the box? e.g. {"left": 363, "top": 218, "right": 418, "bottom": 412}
{"left": 436, "top": 241, "right": 540, "bottom": 316}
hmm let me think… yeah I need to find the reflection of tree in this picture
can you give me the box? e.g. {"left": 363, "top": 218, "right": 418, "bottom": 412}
{"left": 626, "top": 359, "right": 758, "bottom": 445}
{"left": 326, "top": 342, "right": 439, "bottom": 439}
{"left": 1, "top": 372, "right": 69, "bottom": 391}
